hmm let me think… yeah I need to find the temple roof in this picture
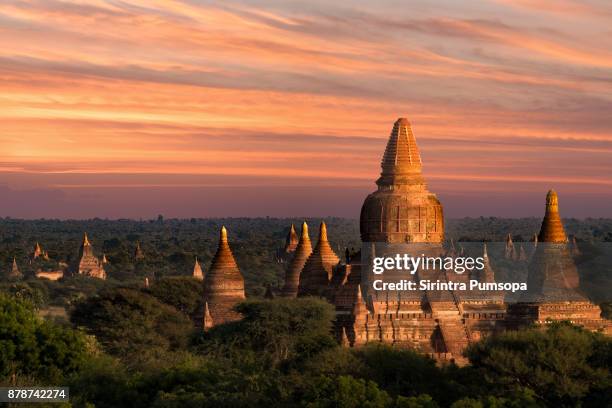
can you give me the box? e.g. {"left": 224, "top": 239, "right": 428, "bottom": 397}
{"left": 9, "top": 257, "right": 21, "bottom": 279}
{"left": 377, "top": 118, "right": 424, "bottom": 186}
{"left": 284, "top": 224, "right": 299, "bottom": 252}
{"left": 193, "top": 256, "right": 203, "bottom": 280}
{"left": 208, "top": 226, "right": 240, "bottom": 274}
{"left": 281, "top": 221, "right": 312, "bottom": 297}
{"left": 203, "top": 226, "right": 245, "bottom": 324}
{"left": 538, "top": 190, "right": 567, "bottom": 243}
{"left": 202, "top": 302, "right": 214, "bottom": 330}
{"left": 298, "top": 221, "right": 340, "bottom": 297}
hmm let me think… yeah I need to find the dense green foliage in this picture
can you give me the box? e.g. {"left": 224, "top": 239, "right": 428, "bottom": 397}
{"left": 0, "top": 294, "right": 89, "bottom": 384}
{"left": 0, "top": 288, "right": 611, "bottom": 407}
{"left": 463, "top": 322, "right": 611, "bottom": 407}
{"left": 71, "top": 287, "right": 195, "bottom": 367}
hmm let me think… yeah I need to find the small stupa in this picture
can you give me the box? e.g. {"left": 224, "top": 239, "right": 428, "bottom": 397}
{"left": 134, "top": 241, "right": 145, "bottom": 260}
{"left": 202, "top": 302, "right": 214, "bottom": 331}
{"left": 193, "top": 256, "right": 204, "bottom": 280}
{"left": 281, "top": 221, "right": 312, "bottom": 297}
{"left": 284, "top": 224, "right": 299, "bottom": 253}
{"left": 298, "top": 221, "right": 340, "bottom": 297}
{"left": 203, "top": 226, "right": 246, "bottom": 325}
{"left": 33, "top": 242, "right": 43, "bottom": 259}
{"left": 8, "top": 257, "right": 22, "bottom": 280}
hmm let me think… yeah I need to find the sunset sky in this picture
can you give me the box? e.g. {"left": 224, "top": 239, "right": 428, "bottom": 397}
{"left": 1, "top": 0, "right": 611, "bottom": 219}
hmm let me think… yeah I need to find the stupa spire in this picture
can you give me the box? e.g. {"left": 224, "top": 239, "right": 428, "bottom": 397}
{"left": 193, "top": 256, "right": 203, "bottom": 280}
{"left": 538, "top": 189, "right": 567, "bottom": 243}
{"left": 377, "top": 118, "right": 424, "bottom": 187}
{"left": 83, "top": 233, "right": 90, "bottom": 246}
{"left": 202, "top": 302, "right": 214, "bottom": 331}
{"left": 284, "top": 224, "right": 299, "bottom": 252}
{"left": 297, "top": 221, "right": 340, "bottom": 297}
{"left": 9, "top": 257, "right": 22, "bottom": 280}
{"left": 281, "top": 221, "right": 312, "bottom": 297}
{"left": 203, "top": 226, "right": 245, "bottom": 324}
{"left": 34, "top": 242, "right": 43, "bottom": 259}
{"left": 340, "top": 327, "right": 350, "bottom": 347}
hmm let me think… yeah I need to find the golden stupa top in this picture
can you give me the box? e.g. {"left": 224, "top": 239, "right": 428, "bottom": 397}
{"left": 209, "top": 225, "right": 238, "bottom": 270}
{"left": 83, "top": 232, "right": 90, "bottom": 246}
{"left": 538, "top": 189, "right": 567, "bottom": 243}
{"left": 377, "top": 118, "right": 424, "bottom": 186}
{"left": 285, "top": 223, "right": 299, "bottom": 251}
{"left": 293, "top": 221, "right": 312, "bottom": 256}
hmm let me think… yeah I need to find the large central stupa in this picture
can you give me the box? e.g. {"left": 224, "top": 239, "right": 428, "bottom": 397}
{"left": 360, "top": 118, "right": 444, "bottom": 243}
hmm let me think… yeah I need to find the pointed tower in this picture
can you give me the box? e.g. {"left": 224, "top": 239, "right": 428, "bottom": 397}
{"left": 202, "top": 302, "right": 214, "bottom": 331}
{"left": 8, "top": 257, "right": 22, "bottom": 280}
{"left": 33, "top": 242, "right": 43, "bottom": 259}
{"left": 478, "top": 243, "right": 495, "bottom": 284}
{"left": 77, "top": 233, "right": 106, "bottom": 279}
{"left": 284, "top": 224, "right": 299, "bottom": 253}
{"left": 511, "top": 190, "right": 610, "bottom": 333}
{"left": 360, "top": 118, "right": 443, "bottom": 243}
{"left": 298, "top": 221, "right": 340, "bottom": 297}
{"left": 504, "top": 234, "right": 516, "bottom": 260}
{"left": 134, "top": 241, "right": 145, "bottom": 260}
{"left": 193, "top": 256, "right": 204, "bottom": 280}
{"left": 340, "top": 326, "right": 350, "bottom": 347}
{"left": 281, "top": 221, "right": 312, "bottom": 297}
{"left": 351, "top": 285, "right": 370, "bottom": 345}
{"left": 526, "top": 190, "right": 581, "bottom": 300}
{"left": 203, "top": 226, "right": 245, "bottom": 324}
{"left": 101, "top": 254, "right": 108, "bottom": 264}
{"left": 538, "top": 190, "right": 567, "bottom": 243}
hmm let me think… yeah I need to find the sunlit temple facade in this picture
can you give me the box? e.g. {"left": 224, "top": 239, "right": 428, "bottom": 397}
{"left": 195, "top": 118, "right": 610, "bottom": 363}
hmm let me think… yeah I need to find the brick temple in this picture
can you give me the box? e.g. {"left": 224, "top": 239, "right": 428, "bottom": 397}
{"left": 198, "top": 118, "right": 610, "bottom": 362}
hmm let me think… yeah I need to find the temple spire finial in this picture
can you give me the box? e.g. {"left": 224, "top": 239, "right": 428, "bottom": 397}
{"left": 538, "top": 189, "right": 567, "bottom": 243}
{"left": 319, "top": 221, "right": 328, "bottom": 242}
{"left": 220, "top": 225, "right": 228, "bottom": 244}
{"left": 203, "top": 302, "right": 214, "bottom": 331}
{"left": 340, "top": 327, "right": 350, "bottom": 347}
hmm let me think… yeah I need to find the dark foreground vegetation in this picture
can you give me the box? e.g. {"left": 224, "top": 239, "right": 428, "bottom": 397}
{"left": 1, "top": 279, "right": 611, "bottom": 407}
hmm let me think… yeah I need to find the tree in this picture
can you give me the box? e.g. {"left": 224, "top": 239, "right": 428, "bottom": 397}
{"left": 0, "top": 294, "right": 88, "bottom": 384}
{"left": 147, "top": 276, "right": 203, "bottom": 316}
{"left": 464, "top": 322, "right": 611, "bottom": 406}
{"left": 71, "top": 287, "right": 194, "bottom": 363}
{"left": 197, "top": 298, "right": 336, "bottom": 367}
{"left": 301, "top": 375, "right": 393, "bottom": 408}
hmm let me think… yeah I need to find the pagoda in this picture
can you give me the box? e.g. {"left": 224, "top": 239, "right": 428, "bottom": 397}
{"left": 297, "top": 221, "right": 340, "bottom": 297}
{"left": 193, "top": 256, "right": 204, "bottom": 280}
{"left": 8, "top": 257, "right": 22, "bottom": 280}
{"left": 203, "top": 226, "right": 245, "bottom": 325}
{"left": 33, "top": 242, "right": 43, "bottom": 259}
{"left": 77, "top": 233, "right": 106, "bottom": 279}
{"left": 509, "top": 190, "right": 609, "bottom": 332}
{"left": 284, "top": 224, "right": 299, "bottom": 253}
{"left": 281, "top": 221, "right": 312, "bottom": 297}
{"left": 134, "top": 241, "right": 145, "bottom": 260}
{"left": 329, "top": 119, "right": 501, "bottom": 362}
